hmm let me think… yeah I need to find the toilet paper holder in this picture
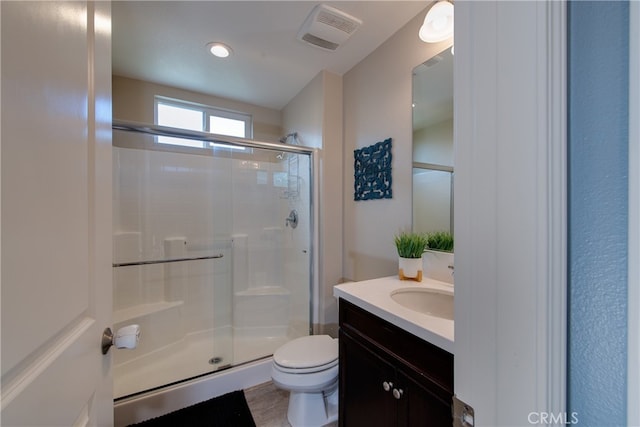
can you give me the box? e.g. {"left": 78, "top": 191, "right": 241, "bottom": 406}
{"left": 102, "top": 325, "right": 140, "bottom": 355}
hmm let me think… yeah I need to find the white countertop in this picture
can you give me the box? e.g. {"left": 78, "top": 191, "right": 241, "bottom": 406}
{"left": 333, "top": 276, "right": 454, "bottom": 354}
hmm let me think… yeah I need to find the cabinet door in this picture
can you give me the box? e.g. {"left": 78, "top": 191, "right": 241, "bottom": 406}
{"left": 397, "top": 369, "right": 453, "bottom": 426}
{"left": 339, "top": 331, "right": 397, "bottom": 427}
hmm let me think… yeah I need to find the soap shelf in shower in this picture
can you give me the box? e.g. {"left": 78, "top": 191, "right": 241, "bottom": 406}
{"left": 114, "top": 300, "right": 184, "bottom": 324}
{"left": 112, "top": 254, "right": 224, "bottom": 268}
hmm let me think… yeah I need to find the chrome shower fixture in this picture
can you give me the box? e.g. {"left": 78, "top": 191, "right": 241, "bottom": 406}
{"left": 279, "top": 132, "right": 299, "bottom": 144}
{"left": 285, "top": 210, "right": 298, "bottom": 229}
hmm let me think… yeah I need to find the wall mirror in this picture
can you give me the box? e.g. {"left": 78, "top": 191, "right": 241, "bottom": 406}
{"left": 412, "top": 46, "right": 454, "bottom": 235}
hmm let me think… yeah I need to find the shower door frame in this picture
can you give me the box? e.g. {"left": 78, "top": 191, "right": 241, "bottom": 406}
{"left": 112, "top": 119, "right": 316, "bottom": 390}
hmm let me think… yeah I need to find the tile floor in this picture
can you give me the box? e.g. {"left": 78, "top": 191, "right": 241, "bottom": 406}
{"left": 244, "top": 381, "right": 338, "bottom": 427}
{"left": 245, "top": 381, "right": 290, "bottom": 426}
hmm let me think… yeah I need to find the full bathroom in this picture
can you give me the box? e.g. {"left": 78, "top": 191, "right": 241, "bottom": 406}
{"left": 110, "top": 2, "right": 455, "bottom": 425}
{"left": 109, "top": 1, "right": 633, "bottom": 425}
{"left": 1, "top": 1, "right": 633, "bottom": 426}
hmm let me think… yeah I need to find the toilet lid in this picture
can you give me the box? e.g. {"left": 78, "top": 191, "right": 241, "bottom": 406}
{"left": 273, "top": 335, "right": 338, "bottom": 369}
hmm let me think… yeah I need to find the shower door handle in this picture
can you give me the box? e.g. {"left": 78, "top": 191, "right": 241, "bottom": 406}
{"left": 285, "top": 209, "right": 298, "bottom": 229}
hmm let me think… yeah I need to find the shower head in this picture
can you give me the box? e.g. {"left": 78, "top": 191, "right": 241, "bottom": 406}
{"left": 277, "top": 132, "right": 299, "bottom": 159}
{"left": 279, "top": 132, "right": 299, "bottom": 144}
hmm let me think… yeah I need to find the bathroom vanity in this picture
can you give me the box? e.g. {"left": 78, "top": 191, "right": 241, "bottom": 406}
{"left": 334, "top": 277, "right": 454, "bottom": 426}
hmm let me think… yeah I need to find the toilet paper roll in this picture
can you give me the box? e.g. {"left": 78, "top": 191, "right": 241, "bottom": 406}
{"left": 115, "top": 324, "right": 140, "bottom": 350}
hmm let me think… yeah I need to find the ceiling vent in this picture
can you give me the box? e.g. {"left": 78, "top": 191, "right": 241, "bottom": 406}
{"left": 423, "top": 54, "right": 444, "bottom": 69}
{"left": 297, "top": 4, "right": 362, "bottom": 51}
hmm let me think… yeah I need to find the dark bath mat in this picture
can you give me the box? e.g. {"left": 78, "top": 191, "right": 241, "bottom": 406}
{"left": 128, "top": 390, "right": 256, "bottom": 427}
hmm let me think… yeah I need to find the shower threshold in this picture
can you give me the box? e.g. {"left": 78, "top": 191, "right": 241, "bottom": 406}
{"left": 114, "top": 328, "right": 290, "bottom": 399}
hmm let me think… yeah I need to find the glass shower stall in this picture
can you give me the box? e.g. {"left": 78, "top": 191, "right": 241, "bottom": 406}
{"left": 112, "top": 122, "right": 313, "bottom": 399}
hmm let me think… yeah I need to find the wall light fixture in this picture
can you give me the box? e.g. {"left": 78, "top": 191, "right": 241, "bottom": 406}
{"left": 419, "top": 1, "right": 454, "bottom": 43}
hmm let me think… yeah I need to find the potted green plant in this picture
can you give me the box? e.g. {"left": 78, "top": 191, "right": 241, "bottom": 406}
{"left": 394, "top": 231, "right": 428, "bottom": 281}
{"left": 425, "top": 231, "right": 454, "bottom": 253}
{"left": 424, "top": 231, "right": 454, "bottom": 284}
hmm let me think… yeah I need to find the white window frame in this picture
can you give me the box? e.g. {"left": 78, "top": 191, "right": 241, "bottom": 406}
{"left": 154, "top": 96, "right": 253, "bottom": 148}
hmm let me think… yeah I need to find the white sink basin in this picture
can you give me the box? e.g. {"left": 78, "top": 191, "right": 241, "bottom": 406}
{"left": 390, "top": 287, "right": 453, "bottom": 320}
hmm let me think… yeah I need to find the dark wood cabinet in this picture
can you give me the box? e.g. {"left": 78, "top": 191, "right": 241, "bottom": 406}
{"left": 338, "top": 298, "right": 453, "bottom": 427}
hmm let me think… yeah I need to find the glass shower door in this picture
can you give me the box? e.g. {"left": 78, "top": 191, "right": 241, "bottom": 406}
{"left": 112, "top": 129, "right": 234, "bottom": 399}
{"left": 228, "top": 146, "right": 312, "bottom": 364}
{"left": 112, "top": 125, "right": 313, "bottom": 399}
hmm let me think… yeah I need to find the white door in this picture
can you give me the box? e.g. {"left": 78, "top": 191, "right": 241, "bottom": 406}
{"left": 1, "top": 2, "right": 113, "bottom": 426}
{"left": 454, "top": 1, "right": 567, "bottom": 425}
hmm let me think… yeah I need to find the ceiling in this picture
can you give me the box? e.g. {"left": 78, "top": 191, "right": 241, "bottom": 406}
{"left": 112, "top": 1, "right": 429, "bottom": 110}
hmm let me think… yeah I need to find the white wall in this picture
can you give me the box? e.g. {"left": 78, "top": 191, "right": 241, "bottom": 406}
{"left": 283, "top": 70, "right": 343, "bottom": 335}
{"left": 282, "top": 72, "right": 324, "bottom": 149}
{"left": 318, "top": 71, "right": 343, "bottom": 333}
{"left": 342, "top": 6, "right": 449, "bottom": 281}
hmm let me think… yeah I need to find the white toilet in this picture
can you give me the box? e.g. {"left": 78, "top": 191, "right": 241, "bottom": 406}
{"left": 271, "top": 335, "right": 339, "bottom": 427}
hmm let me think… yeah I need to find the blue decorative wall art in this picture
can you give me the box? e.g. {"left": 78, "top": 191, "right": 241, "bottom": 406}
{"left": 354, "top": 138, "right": 392, "bottom": 201}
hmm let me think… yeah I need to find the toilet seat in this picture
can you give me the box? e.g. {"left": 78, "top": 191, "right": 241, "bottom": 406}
{"left": 274, "top": 358, "right": 338, "bottom": 374}
{"left": 273, "top": 335, "right": 338, "bottom": 374}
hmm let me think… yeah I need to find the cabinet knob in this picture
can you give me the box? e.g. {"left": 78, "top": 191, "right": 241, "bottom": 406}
{"left": 392, "top": 388, "right": 404, "bottom": 400}
{"left": 382, "top": 381, "right": 393, "bottom": 392}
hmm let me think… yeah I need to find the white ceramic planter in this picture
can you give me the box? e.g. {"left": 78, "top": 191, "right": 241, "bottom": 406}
{"left": 423, "top": 250, "right": 454, "bottom": 284}
{"left": 398, "top": 257, "right": 423, "bottom": 282}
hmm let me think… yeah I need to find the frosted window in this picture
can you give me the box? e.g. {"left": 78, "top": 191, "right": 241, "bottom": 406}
{"left": 157, "top": 103, "right": 203, "bottom": 131}
{"left": 210, "top": 116, "right": 245, "bottom": 138}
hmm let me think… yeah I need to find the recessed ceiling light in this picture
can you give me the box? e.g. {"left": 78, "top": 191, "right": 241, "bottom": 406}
{"left": 207, "top": 42, "right": 232, "bottom": 58}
